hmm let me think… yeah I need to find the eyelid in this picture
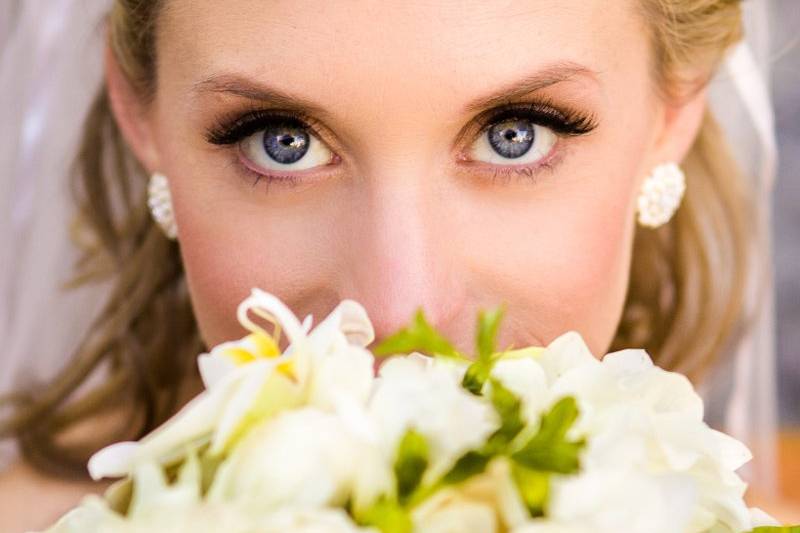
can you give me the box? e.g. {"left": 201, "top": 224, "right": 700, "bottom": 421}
{"left": 475, "top": 100, "right": 596, "bottom": 136}
{"left": 454, "top": 97, "right": 597, "bottom": 151}
{"left": 205, "top": 107, "right": 330, "bottom": 147}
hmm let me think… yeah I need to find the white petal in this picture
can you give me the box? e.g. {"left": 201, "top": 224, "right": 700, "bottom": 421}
{"left": 307, "top": 299, "right": 375, "bottom": 354}
{"left": 708, "top": 428, "right": 753, "bottom": 471}
{"left": 210, "top": 362, "right": 277, "bottom": 453}
{"left": 238, "top": 288, "right": 308, "bottom": 349}
{"left": 334, "top": 299, "right": 375, "bottom": 347}
{"left": 490, "top": 358, "right": 549, "bottom": 422}
{"left": 538, "top": 331, "right": 599, "bottom": 384}
{"left": 309, "top": 345, "right": 375, "bottom": 411}
{"left": 102, "top": 365, "right": 252, "bottom": 478}
{"left": 87, "top": 441, "right": 139, "bottom": 480}
{"left": 302, "top": 313, "right": 314, "bottom": 333}
{"left": 198, "top": 350, "right": 238, "bottom": 389}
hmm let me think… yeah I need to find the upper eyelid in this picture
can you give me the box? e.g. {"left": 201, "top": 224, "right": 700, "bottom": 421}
{"left": 206, "top": 99, "right": 596, "bottom": 158}
{"left": 206, "top": 108, "right": 327, "bottom": 145}
{"left": 451, "top": 101, "right": 597, "bottom": 156}
{"left": 473, "top": 101, "right": 595, "bottom": 134}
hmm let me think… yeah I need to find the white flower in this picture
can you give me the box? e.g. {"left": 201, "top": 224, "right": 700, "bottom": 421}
{"left": 88, "top": 288, "right": 375, "bottom": 480}
{"left": 489, "top": 356, "right": 549, "bottom": 424}
{"left": 250, "top": 508, "right": 379, "bottom": 533}
{"left": 206, "top": 408, "right": 372, "bottom": 510}
{"left": 411, "top": 457, "right": 529, "bottom": 533}
{"left": 367, "top": 354, "right": 499, "bottom": 482}
{"left": 521, "top": 332, "right": 765, "bottom": 533}
{"left": 40, "top": 453, "right": 376, "bottom": 533}
{"left": 542, "top": 466, "right": 697, "bottom": 533}
{"left": 512, "top": 524, "right": 591, "bottom": 533}
{"left": 43, "top": 287, "right": 785, "bottom": 533}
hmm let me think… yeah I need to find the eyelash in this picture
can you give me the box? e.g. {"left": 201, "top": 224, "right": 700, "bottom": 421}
{"left": 468, "top": 99, "right": 598, "bottom": 185}
{"left": 472, "top": 99, "right": 597, "bottom": 138}
{"left": 207, "top": 109, "right": 326, "bottom": 188}
{"left": 205, "top": 99, "right": 598, "bottom": 188}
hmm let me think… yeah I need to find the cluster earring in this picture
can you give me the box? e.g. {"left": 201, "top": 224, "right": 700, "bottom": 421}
{"left": 147, "top": 172, "right": 178, "bottom": 240}
{"left": 636, "top": 162, "right": 686, "bottom": 228}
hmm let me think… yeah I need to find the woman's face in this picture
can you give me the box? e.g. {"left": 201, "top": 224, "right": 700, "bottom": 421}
{"left": 112, "top": 0, "right": 705, "bottom": 357}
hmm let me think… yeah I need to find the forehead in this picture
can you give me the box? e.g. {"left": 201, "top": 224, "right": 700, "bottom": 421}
{"left": 158, "top": 1, "right": 647, "bottom": 127}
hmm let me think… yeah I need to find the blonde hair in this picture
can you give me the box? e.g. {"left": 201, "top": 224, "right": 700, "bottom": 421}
{"left": 1, "top": 0, "right": 754, "bottom": 477}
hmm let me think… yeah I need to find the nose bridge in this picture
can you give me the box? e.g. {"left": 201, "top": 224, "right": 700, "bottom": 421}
{"left": 341, "top": 169, "right": 462, "bottom": 345}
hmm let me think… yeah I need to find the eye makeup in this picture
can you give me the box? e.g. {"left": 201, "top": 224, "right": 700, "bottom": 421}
{"left": 455, "top": 97, "right": 598, "bottom": 185}
{"left": 203, "top": 95, "right": 599, "bottom": 190}
{"left": 471, "top": 98, "right": 598, "bottom": 139}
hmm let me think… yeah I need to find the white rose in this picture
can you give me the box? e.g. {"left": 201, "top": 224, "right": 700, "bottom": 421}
{"left": 543, "top": 467, "right": 696, "bottom": 533}
{"left": 539, "top": 336, "right": 756, "bottom": 533}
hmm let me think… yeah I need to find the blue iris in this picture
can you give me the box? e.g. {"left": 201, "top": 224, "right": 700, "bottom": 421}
{"left": 488, "top": 119, "right": 535, "bottom": 159}
{"left": 263, "top": 119, "right": 310, "bottom": 164}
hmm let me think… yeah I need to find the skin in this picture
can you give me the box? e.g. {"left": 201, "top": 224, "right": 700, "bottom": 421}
{"left": 111, "top": 0, "right": 705, "bottom": 357}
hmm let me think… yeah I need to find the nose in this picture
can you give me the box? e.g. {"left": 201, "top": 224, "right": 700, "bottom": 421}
{"left": 339, "top": 178, "right": 466, "bottom": 351}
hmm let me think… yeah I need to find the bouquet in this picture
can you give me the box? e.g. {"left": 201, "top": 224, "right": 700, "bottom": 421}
{"left": 36, "top": 288, "right": 797, "bottom": 533}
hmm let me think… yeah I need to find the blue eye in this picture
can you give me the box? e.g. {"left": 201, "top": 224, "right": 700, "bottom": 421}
{"left": 465, "top": 102, "right": 598, "bottom": 171}
{"left": 471, "top": 118, "right": 557, "bottom": 166}
{"left": 240, "top": 117, "right": 334, "bottom": 174}
{"left": 261, "top": 119, "right": 311, "bottom": 164}
{"left": 487, "top": 118, "right": 537, "bottom": 159}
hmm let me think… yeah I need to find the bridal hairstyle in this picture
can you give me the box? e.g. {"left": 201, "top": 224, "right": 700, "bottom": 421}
{"left": 1, "top": 0, "right": 753, "bottom": 477}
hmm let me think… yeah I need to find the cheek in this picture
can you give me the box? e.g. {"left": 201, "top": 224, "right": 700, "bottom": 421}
{"left": 542, "top": 182, "right": 636, "bottom": 354}
{"left": 460, "top": 161, "right": 641, "bottom": 358}
{"left": 168, "top": 176, "right": 344, "bottom": 348}
{"left": 173, "top": 208, "right": 287, "bottom": 348}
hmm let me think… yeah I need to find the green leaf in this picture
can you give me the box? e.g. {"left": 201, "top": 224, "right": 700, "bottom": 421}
{"left": 476, "top": 307, "right": 505, "bottom": 363}
{"left": 439, "top": 449, "right": 493, "bottom": 486}
{"left": 460, "top": 307, "right": 506, "bottom": 395}
{"left": 373, "top": 308, "right": 461, "bottom": 359}
{"left": 484, "top": 378, "right": 525, "bottom": 453}
{"left": 511, "top": 396, "right": 585, "bottom": 474}
{"left": 461, "top": 359, "right": 494, "bottom": 395}
{"left": 394, "top": 429, "right": 430, "bottom": 504}
{"left": 356, "top": 496, "right": 413, "bottom": 533}
{"left": 511, "top": 462, "right": 550, "bottom": 518}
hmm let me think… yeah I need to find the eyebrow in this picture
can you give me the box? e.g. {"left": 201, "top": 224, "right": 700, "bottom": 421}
{"left": 193, "top": 74, "right": 335, "bottom": 120}
{"left": 462, "top": 61, "right": 600, "bottom": 114}
{"left": 192, "top": 61, "right": 599, "bottom": 118}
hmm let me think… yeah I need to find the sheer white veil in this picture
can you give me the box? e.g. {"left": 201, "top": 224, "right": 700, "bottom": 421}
{"left": 0, "top": 0, "right": 116, "bottom": 468}
{"left": 0, "top": 0, "right": 780, "bottom": 494}
{"left": 702, "top": 1, "right": 780, "bottom": 494}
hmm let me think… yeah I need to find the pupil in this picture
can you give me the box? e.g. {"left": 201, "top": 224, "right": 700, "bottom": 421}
{"left": 263, "top": 120, "right": 310, "bottom": 164}
{"left": 488, "top": 119, "right": 535, "bottom": 159}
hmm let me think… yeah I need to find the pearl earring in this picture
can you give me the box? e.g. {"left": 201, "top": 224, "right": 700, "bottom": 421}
{"left": 636, "top": 162, "right": 686, "bottom": 228}
{"left": 147, "top": 172, "right": 178, "bottom": 240}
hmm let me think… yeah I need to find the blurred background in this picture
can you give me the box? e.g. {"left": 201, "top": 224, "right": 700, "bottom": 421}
{"left": 772, "top": 0, "right": 800, "bottom": 505}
